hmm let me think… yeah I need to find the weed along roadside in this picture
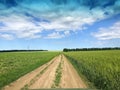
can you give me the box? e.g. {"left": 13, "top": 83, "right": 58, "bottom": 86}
{"left": 52, "top": 55, "right": 63, "bottom": 88}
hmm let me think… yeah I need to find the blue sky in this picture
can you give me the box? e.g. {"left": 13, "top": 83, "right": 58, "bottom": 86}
{"left": 0, "top": 0, "right": 120, "bottom": 50}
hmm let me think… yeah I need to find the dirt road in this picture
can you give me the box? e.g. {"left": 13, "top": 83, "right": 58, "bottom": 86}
{"left": 3, "top": 54, "right": 87, "bottom": 90}
{"left": 60, "top": 55, "right": 87, "bottom": 88}
{"left": 29, "top": 55, "right": 61, "bottom": 89}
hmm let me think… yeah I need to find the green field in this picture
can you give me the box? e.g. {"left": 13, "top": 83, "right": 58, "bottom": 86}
{"left": 64, "top": 50, "right": 120, "bottom": 90}
{"left": 0, "top": 50, "right": 119, "bottom": 90}
{"left": 0, "top": 51, "right": 59, "bottom": 89}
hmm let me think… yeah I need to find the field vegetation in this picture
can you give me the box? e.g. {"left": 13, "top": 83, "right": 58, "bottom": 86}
{"left": 52, "top": 58, "right": 62, "bottom": 88}
{"left": 64, "top": 50, "right": 120, "bottom": 90}
{"left": 0, "top": 51, "right": 59, "bottom": 89}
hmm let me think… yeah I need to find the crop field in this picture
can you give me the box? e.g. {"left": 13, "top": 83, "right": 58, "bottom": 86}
{"left": 0, "top": 51, "right": 59, "bottom": 89}
{"left": 64, "top": 50, "right": 120, "bottom": 90}
{"left": 1, "top": 50, "right": 119, "bottom": 90}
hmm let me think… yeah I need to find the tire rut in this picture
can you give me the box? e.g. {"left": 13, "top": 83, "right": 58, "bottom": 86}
{"left": 28, "top": 55, "right": 62, "bottom": 89}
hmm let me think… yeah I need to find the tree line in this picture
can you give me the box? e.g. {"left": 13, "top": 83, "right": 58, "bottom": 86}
{"left": 0, "top": 50, "right": 48, "bottom": 52}
{"left": 63, "top": 47, "right": 120, "bottom": 52}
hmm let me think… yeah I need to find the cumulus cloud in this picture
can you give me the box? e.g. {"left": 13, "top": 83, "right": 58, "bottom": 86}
{"left": 0, "top": 33, "right": 14, "bottom": 40}
{"left": 45, "top": 32, "right": 65, "bottom": 39}
{"left": 0, "top": 13, "right": 42, "bottom": 39}
{"left": 64, "top": 31, "right": 70, "bottom": 35}
{"left": 0, "top": 0, "right": 120, "bottom": 40}
{"left": 93, "top": 21, "right": 120, "bottom": 40}
{"left": 0, "top": 10, "right": 98, "bottom": 40}
{"left": 45, "top": 30, "right": 71, "bottom": 39}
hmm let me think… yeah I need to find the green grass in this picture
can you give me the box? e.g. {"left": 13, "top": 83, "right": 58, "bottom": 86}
{"left": 52, "top": 57, "right": 62, "bottom": 88}
{"left": 64, "top": 50, "right": 120, "bottom": 90}
{"left": 0, "top": 51, "right": 59, "bottom": 89}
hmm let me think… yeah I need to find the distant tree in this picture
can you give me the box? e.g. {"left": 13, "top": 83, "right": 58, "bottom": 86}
{"left": 63, "top": 47, "right": 120, "bottom": 52}
{"left": 0, "top": 50, "right": 48, "bottom": 52}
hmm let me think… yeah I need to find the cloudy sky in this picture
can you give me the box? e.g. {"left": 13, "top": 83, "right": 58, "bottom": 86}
{"left": 0, "top": 0, "right": 120, "bottom": 50}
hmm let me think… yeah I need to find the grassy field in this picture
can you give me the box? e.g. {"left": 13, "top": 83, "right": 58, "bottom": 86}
{"left": 64, "top": 50, "right": 120, "bottom": 90}
{"left": 0, "top": 51, "right": 59, "bottom": 89}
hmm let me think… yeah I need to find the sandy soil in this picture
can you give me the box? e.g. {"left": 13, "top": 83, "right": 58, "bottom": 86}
{"left": 29, "top": 55, "right": 61, "bottom": 89}
{"left": 60, "top": 55, "right": 87, "bottom": 88}
{"left": 3, "top": 56, "right": 58, "bottom": 90}
{"left": 3, "top": 54, "right": 87, "bottom": 90}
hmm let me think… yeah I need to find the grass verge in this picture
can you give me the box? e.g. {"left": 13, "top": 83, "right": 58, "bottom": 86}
{"left": 51, "top": 56, "right": 63, "bottom": 88}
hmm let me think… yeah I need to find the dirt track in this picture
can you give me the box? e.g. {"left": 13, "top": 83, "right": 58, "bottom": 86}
{"left": 3, "top": 54, "right": 87, "bottom": 90}
{"left": 60, "top": 55, "right": 87, "bottom": 88}
{"left": 29, "top": 55, "right": 61, "bottom": 89}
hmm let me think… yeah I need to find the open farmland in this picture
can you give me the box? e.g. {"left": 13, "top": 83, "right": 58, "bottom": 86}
{"left": 0, "top": 50, "right": 119, "bottom": 90}
{"left": 2, "top": 54, "right": 88, "bottom": 90}
{"left": 64, "top": 50, "right": 120, "bottom": 90}
{"left": 0, "top": 51, "right": 59, "bottom": 89}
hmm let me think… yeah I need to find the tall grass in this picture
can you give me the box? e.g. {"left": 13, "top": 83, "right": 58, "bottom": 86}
{"left": 64, "top": 50, "right": 120, "bottom": 90}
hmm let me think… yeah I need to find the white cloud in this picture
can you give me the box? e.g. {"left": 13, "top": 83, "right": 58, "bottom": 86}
{"left": 45, "top": 32, "right": 64, "bottom": 39}
{"left": 0, "top": 33, "right": 14, "bottom": 40}
{"left": 0, "top": 6, "right": 112, "bottom": 40}
{"left": 0, "top": 14, "right": 42, "bottom": 40}
{"left": 93, "top": 21, "right": 120, "bottom": 40}
{"left": 1, "top": 0, "right": 120, "bottom": 40}
{"left": 64, "top": 31, "right": 70, "bottom": 35}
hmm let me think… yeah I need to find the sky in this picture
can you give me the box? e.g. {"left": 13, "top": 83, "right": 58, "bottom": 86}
{"left": 0, "top": 0, "right": 120, "bottom": 50}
